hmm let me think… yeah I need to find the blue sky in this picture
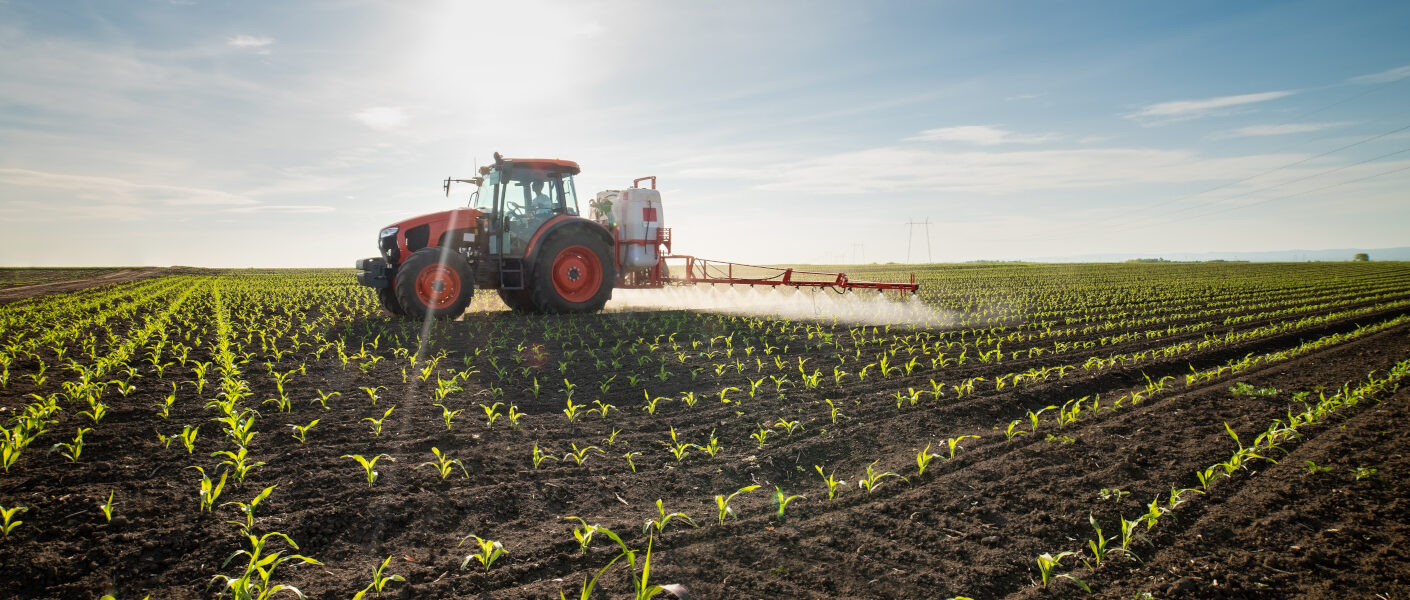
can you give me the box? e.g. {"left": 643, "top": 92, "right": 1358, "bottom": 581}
{"left": 1, "top": 0, "right": 1407, "bottom": 266}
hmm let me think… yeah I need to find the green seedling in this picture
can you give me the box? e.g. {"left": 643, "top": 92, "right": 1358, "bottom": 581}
{"left": 287, "top": 419, "right": 318, "bottom": 444}
{"left": 99, "top": 491, "right": 116, "bottom": 522}
{"left": 1035, "top": 551, "right": 1076, "bottom": 587}
{"left": 416, "top": 447, "right": 469, "bottom": 480}
{"left": 343, "top": 453, "right": 393, "bottom": 487}
{"left": 774, "top": 418, "right": 803, "bottom": 436}
{"left": 363, "top": 406, "right": 395, "bottom": 436}
{"left": 352, "top": 555, "right": 406, "bottom": 600}
{"left": 814, "top": 465, "right": 848, "bottom": 500}
{"left": 311, "top": 389, "right": 340, "bottom": 409}
{"left": 506, "top": 405, "right": 526, "bottom": 430}
{"left": 772, "top": 487, "right": 804, "bottom": 521}
{"left": 1, "top": 505, "right": 27, "bottom": 537}
{"left": 623, "top": 451, "right": 643, "bottom": 472}
{"left": 459, "top": 535, "right": 506, "bottom": 572}
{"left": 180, "top": 424, "right": 200, "bottom": 453}
{"left": 642, "top": 499, "right": 699, "bottom": 533}
{"left": 223, "top": 484, "right": 277, "bottom": 533}
{"left": 212, "top": 447, "right": 266, "bottom": 485}
{"left": 50, "top": 427, "right": 93, "bottom": 462}
{"left": 188, "top": 466, "right": 228, "bottom": 512}
{"left": 1084, "top": 514, "right": 1114, "bottom": 567}
{"left": 211, "top": 531, "right": 321, "bottom": 600}
{"left": 945, "top": 435, "right": 979, "bottom": 460}
{"left": 481, "top": 402, "right": 503, "bottom": 428}
{"left": 751, "top": 425, "right": 774, "bottom": 448}
{"left": 858, "top": 460, "right": 906, "bottom": 494}
{"left": 564, "top": 443, "right": 603, "bottom": 466}
{"left": 715, "top": 485, "right": 760, "bottom": 524}
{"left": 532, "top": 444, "right": 558, "bottom": 469}
{"left": 915, "top": 444, "right": 940, "bottom": 476}
{"left": 435, "top": 403, "right": 463, "bottom": 430}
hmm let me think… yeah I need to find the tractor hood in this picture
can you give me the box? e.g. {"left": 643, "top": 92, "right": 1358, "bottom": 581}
{"left": 378, "top": 207, "right": 484, "bottom": 265}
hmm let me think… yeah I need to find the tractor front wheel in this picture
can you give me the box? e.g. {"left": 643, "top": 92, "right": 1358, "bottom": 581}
{"left": 394, "top": 247, "right": 474, "bottom": 319}
{"left": 530, "top": 232, "right": 615, "bottom": 314}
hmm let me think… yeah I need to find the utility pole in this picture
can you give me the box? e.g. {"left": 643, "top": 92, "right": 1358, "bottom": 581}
{"left": 905, "top": 218, "right": 933, "bottom": 264}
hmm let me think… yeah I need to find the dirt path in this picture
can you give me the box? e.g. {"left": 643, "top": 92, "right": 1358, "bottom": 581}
{"left": 0, "top": 267, "right": 206, "bottom": 303}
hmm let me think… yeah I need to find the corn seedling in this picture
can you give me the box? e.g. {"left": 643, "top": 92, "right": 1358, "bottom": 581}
{"left": 212, "top": 531, "right": 321, "bottom": 600}
{"left": 435, "top": 403, "right": 462, "bottom": 430}
{"left": 363, "top": 406, "right": 395, "bottom": 436}
{"left": 715, "top": 484, "right": 760, "bottom": 524}
{"left": 343, "top": 454, "right": 393, "bottom": 487}
{"left": 751, "top": 425, "right": 774, "bottom": 448}
{"left": 506, "top": 405, "right": 526, "bottom": 430}
{"left": 311, "top": 389, "right": 339, "bottom": 410}
{"left": 1084, "top": 514, "right": 1114, "bottom": 567}
{"left": 212, "top": 447, "right": 266, "bottom": 485}
{"left": 772, "top": 487, "right": 804, "bottom": 522}
{"left": 563, "top": 443, "right": 602, "bottom": 466}
{"left": 701, "top": 430, "right": 722, "bottom": 457}
{"left": 223, "top": 484, "right": 277, "bottom": 533}
{"left": 1035, "top": 551, "right": 1076, "bottom": 587}
{"left": 416, "top": 447, "right": 469, "bottom": 480}
{"left": 623, "top": 451, "right": 643, "bottom": 472}
{"left": 1303, "top": 460, "right": 1333, "bottom": 475}
{"left": 288, "top": 419, "right": 318, "bottom": 444}
{"left": 99, "top": 491, "right": 116, "bottom": 522}
{"left": 1117, "top": 515, "right": 1150, "bottom": 558}
{"left": 1, "top": 505, "right": 26, "bottom": 537}
{"left": 563, "top": 399, "right": 584, "bottom": 422}
{"left": 643, "top": 499, "right": 699, "bottom": 533}
{"left": 858, "top": 460, "right": 906, "bottom": 494}
{"left": 915, "top": 443, "right": 940, "bottom": 476}
{"left": 459, "top": 535, "right": 506, "bottom": 572}
{"left": 352, "top": 555, "right": 405, "bottom": 600}
{"left": 774, "top": 418, "right": 803, "bottom": 436}
{"left": 360, "top": 385, "right": 385, "bottom": 406}
{"left": 814, "top": 465, "right": 847, "bottom": 500}
{"left": 481, "top": 402, "right": 503, "bottom": 428}
{"left": 189, "top": 466, "right": 228, "bottom": 512}
{"left": 532, "top": 444, "right": 557, "bottom": 469}
{"left": 50, "top": 427, "right": 93, "bottom": 462}
{"left": 591, "top": 399, "right": 617, "bottom": 417}
{"left": 180, "top": 424, "right": 200, "bottom": 453}
{"left": 824, "top": 399, "right": 843, "bottom": 424}
{"left": 1003, "top": 420, "right": 1028, "bottom": 440}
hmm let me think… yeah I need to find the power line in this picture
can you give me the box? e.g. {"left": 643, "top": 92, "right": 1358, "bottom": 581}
{"left": 905, "top": 218, "right": 933, "bottom": 263}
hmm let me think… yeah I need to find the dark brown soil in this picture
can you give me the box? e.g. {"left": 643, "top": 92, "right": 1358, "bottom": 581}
{"left": 1, "top": 277, "right": 1408, "bottom": 599}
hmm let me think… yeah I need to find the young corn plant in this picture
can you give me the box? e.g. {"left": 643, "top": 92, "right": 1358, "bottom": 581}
{"left": 715, "top": 485, "right": 760, "bottom": 524}
{"left": 563, "top": 443, "right": 603, "bottom": 466}
{"left": 50, "top": 427, "right": 93, "bottom": 462}
{"left": 459, "top": 535, "right": 507, "bottom": 572}
{"left": 311, "top": 389, "right": 340, "bottom": 410}
{"left": 750, "top": 425, "right": 774, "bottom": 449}
{"left": 858, "top": 460, "right": 907, "bottom": 494}
{"left": 360, "top": 385, "right": 385, "bottom": 406}
{"left": 824, "top": 399, "right": 844, "bottom": 424}
{"left": 623, "top": 451, "right": 643, "bottom": 472}
{"left": 945, "top": 435, "right": 980, "bottom": 460}
{"left": 188, "top": 466, "right": 228, "bottom": 512}
{"left": 352, "top": 555, "right": 406, "bottom": 600}
{"left": 416, "top": 447, "right": 469, "bottom": 480}
{"left": 223, "top": 484, "right": 277, "bottom": 534}
{"left": 814, "top": 465, "right": 847, "bottom": 500}
{"left": 481, "top": 402, "right": 503, "bottom": 428}
{"left": 180, "top": 424, "right": 200, "bottom": 453}
{"left": 212, "top": 531, "right": 321, "bottom": 600}
{"left": 532, "top": 444, "right": 558, "bottom": 469}
{"left": 1035, "top": 551, "right": 1079, "bottom": 588}
{"left": 915, "top": 443, "right": 940, "bottom": 477}
{"left": 506, "top": 405, "right": 526, "bottom": 430}
{"left": 774, "top": 418, "right": 803, "bottom": 436}
{"left": 343, "top": 454, "right": 393, "bottom": 487}
{"left": 98, "top": 491, "right": 116, "bottom": 522}
{"left": 363, "top": 406, "right": 395, "bottom": 436}
{"left": 212, "top": 447, "right": 266, "bottom": 485}
{"left": 1083, "top": 514, "right": 1115, "bottom": 567}
{"left": 563, "top": 399, "right": 584, "bottom": 423}
{"left": 642, "top": 499, "right": 699, "bottom": 534}
{"left": 772, "top": 487, "right": 805, "bottom": 522}
{"left": 434, "top": 403, "right": 462, "bottom": 430}
{"left": 0, "top": 505, "right": 26, "bottom": 537}
{"left": 288, "top": 419, "right": 319, "bottom": 443}
{"left": 1117, "top": 515, "right": 1150, "bottom": 559}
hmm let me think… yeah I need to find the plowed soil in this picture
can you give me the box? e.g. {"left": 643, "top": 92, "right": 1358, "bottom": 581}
{"left": 2, "top": 275, "right": 1409, "bottom": 599}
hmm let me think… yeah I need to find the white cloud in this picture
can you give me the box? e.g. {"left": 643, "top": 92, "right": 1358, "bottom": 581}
{"left": 906, "top": 125, "right": 1056, "bottom": 145}
{"left": 1127, "top": 90, "right": 1295, "bottom": 121}
{"left": 686, "top": 146, "right": 1310, "bottom": 196}
{"left": 1349, "top": 64, "right": 1410, "bottom": 84}
{"left": 1216, "top": 121, "right": 1355, "bottom": 138}
{"left": 352, "top": 107, "right": 409, "bottom": 131}
{"left": 0, "top": 167, "right": 256, "bottom": 206}
{"left": 227, "top": 35, "right": 274, "bottom": 54}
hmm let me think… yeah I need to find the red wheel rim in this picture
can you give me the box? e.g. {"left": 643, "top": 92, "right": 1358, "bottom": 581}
{"left": 551, "top": 245, "right": 602, "bottom": 303}
{"left": 415, "top": 264, "right": 461, "bottom": 310}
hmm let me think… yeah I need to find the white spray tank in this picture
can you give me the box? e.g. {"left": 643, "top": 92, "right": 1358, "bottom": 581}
{"left": 592, "top": 186, "right": 664, "bottom": 269}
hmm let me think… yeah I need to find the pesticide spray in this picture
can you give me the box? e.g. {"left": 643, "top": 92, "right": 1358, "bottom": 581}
{"left": 606, "top": 284, "right": 957, "bottom": 327}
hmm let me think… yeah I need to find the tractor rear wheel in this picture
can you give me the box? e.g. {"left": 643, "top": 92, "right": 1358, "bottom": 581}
{"left": 497, "top": 288, "right": 536, "bottom": 313}
{"left": 394, "top": 247, "right": 474, "bottom": 319}
{"left": 530, "top": 231, "right": 615, "bottom": 314}
{"left": 377, "top": 286, "right": 406, "bottom": 316}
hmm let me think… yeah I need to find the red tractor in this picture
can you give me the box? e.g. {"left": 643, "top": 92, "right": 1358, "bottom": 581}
{"left": 356, "top": 152, "right": 918, "bottom": 319}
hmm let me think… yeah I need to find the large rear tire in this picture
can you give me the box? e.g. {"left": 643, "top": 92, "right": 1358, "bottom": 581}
{"left": 394, "top": 247, "right": 474, "bottom": 319}
{"left": 530, "top": 231, "right": 615, "bottom": 314}
{"left": 498, "top": 288, "right": 536, "bottom": 313}
{"left": 377, "top": 286, "right": 406, "bottom": 316}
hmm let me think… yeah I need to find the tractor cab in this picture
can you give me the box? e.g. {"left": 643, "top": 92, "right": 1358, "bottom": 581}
{"left": 472, "top": 157, "right": 583, "bottom": 257}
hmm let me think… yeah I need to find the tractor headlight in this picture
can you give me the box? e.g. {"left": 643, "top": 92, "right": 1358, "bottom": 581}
{"left": 379, "top": 226, "right": 399, "bottom": 238}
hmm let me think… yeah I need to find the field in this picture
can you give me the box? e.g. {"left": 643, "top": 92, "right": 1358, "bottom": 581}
{"left": 2, "top": 262, "right": 1409, "bottom": 599}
